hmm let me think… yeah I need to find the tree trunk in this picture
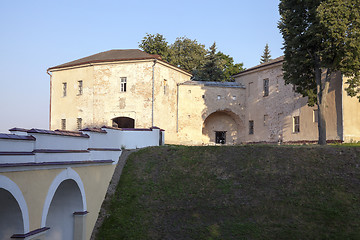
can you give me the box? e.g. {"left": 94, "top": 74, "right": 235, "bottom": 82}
{"left": 315, "top": 57, "right": 330, "bottom": 145}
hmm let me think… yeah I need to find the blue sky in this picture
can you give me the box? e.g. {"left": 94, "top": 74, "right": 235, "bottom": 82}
{"left": 0, "top": 0, "right": 282, "bottom": 132}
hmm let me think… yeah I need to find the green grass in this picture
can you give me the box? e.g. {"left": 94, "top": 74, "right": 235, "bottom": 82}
{"left": 96, "top": 145, "right": 360, "bottom": 240}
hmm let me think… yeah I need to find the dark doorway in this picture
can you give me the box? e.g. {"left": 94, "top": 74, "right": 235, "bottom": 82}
{"left": 112, "top": 117, "right": 135, "bottom": 128}
{"left": 215, "top": 131, "right": 226, "bottom": 144}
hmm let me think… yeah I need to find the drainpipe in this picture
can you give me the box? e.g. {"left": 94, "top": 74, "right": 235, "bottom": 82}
{"left": 176, "top": 83, "right": 179, "bottom": 132}
{"left": 47, "top": 70, "right": 52, "bottom": 130}
{"left": 152, "top": 60, "right": 157, "bottom": 127}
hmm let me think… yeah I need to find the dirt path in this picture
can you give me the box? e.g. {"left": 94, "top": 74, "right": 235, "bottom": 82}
{"left": 90, "top": 149, "right": 139, "bottom": 240}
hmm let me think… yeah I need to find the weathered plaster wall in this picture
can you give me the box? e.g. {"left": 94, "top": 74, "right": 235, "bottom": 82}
{"left": 176, "top": 83, "right": 246, "bottom": 145}
{"left": 234, "top": 63, "right": 342, "bottom": 143}
{"left": 50, "top": 60, "right": 192, "bottom": 144}
{"left": 50, "top": 65, "right": 95, "bottom": 131}
{"left": 342, "top": 76, "right": 360, "bottom": 142}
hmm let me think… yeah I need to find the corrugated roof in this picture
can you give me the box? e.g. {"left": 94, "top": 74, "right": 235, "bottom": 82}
{"left": 48, "top": 49, "right": 162, "bottom": 70}
{"left": 232, "top": 56, "right": 284, "bottom": 77}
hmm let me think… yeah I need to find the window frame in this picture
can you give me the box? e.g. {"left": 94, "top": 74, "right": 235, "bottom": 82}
{"left": 249, "top": 120, "right": 254, "bottom": 135}
{"left": 78, "top": 80, "right": 83, "bottom": 95}
{"left": 263, "top": 78, "right": 269, "bottom": 97}
{"left": 61, "top": 119, "right": 66, "bottom": 130}
{"left": 293, "top": 116, "right": 300, "bottom": 133}
{"left": 62, "top": 82, "right": 67, "bottom": 97}
{"left": 77, "top": 118, "right": 82, "bottom": 130}
{"left": 120, "top": 77, "right": 127, "bottom": 92}
{"left": 313, "top": 109, "right": 318, "bottom": 123}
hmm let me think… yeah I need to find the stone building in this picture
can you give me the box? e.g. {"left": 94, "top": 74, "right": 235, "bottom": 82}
{"left": 48, "top": 50, "right": 360, "bottom": 145}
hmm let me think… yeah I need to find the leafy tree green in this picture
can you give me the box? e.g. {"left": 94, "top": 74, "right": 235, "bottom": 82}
{"left": 138, "top": 34, "right": 244, "bottom": 82}
{"left": 138, "top": 33, "right": 170, "bottom": 62}
{"left": 260, "top": 43, "right": 272, "bottom": 63}
{"left": 217, "top": 52, "right": 245, "bottom": 81}
{"left": 278, "top": 0, "right": 360, "bottom": 145}
{"left": 168, "top": 37, "right": 207, "bottom": 74}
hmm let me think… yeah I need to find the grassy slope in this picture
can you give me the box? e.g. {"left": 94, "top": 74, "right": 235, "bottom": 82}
{"left": 96, "top": 145, "right": 360, "bottom": 240}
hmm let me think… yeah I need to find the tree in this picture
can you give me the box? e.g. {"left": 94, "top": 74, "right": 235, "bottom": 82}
{"left": 195, "top": 42, "right": 224, "bottom": 81}
{"left": 260, "top": 43, "right": 272, "bottom": 63}
{"left": 168, "top": 36, "right": 207, "bottom": 73}
{"left": 139, "top": 33, "right": 245, "bottom": 82}
{"left": 217, "top": 52, "right": 245, "bottom": 81}
{"left": 139, "top": 33, "right": 170, "bottom": 62}
{"left": 278, "top": 0, "right": 360, "bottom": 145}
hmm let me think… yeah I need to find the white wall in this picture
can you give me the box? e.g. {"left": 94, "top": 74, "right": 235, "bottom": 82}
{"left": 0, "top": 127, "right": 163, "bottom": 165}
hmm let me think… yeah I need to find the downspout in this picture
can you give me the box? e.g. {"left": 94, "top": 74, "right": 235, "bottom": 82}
{"left": 151, "top": 60, "right": 157, "bottom": 127}
{"left": 47, "top": 69, "right": 52, "bottom": 130}
{"left": 176, "top": 83, "right": 179, "bottom": 132}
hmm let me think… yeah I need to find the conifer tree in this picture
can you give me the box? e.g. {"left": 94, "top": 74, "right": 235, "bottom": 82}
{"left": 260, "top": 43, "right": 272, "bottom": 63}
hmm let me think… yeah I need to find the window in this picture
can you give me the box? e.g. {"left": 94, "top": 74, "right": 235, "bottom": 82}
{"left": 78, "top": 80, "right": 83, "bottom": 95}
{"left": 264, "top": 115, "right": 268, "bottom": 126}
{"left": 249, "top": 120, "right": 254, "bottom": 135}
{"left": 61, "top": 119, "right": 66, "bottom": 130}
{"left": 263, "top": 78, "right": 269, "bottom": 97}
{"left": 120, "top": 77, "right": 127, "bottom": 92}
{"left": 215, "top": 131, "right": 226, "bottom": 144}
{"left": 62, "top": 82, "right": 67, "bottom": 97}
{"left": 248, "top": 82, "right": 253, "bottom": 96}
{"left": 163, "top": 79, "right": 167, "bottom": 94}
{"left": 293, "top": 116, "right": 300, "bottom": 133}
{"left": 313, "top": 109, "right": 318, "bottom": 123}
{"left": 77, "top": 118, "right": 82, "bottom": 130}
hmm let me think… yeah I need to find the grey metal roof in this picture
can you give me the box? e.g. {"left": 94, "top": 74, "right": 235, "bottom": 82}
{"left": 180, "top": 81, "right": 245, "bottom": 88}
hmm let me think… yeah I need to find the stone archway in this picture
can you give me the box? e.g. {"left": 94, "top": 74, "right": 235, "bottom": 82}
{"left": 42, "top": 168, "right": 86, "bottom": 240}
{"left": 45, "top": 179, "right": 83, "bottom": 240}
{"left": 0, "top": 175, "right": 29, "bottom": 240}
{"left": 112, "top": 117, "right": 135, "bottom": 128}
{"left": 202, "top": 110, "right": 243, "bottom": 144}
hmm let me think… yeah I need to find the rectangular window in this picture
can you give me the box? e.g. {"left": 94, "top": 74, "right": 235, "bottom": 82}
{"left": 293, "top": 116, "right": 300, "bottom": 133}
{"left": 163, "top": 79, "right": 167, "bottom": 94}
{"left": 313, "top": 109, "right": 318, "bottom": 123}
{"left": 249, "top": 120, "right": 254, "bottom": 135}
{"left": 78, "top": 80, "right": 83, "bottom": 95}
{"left": 215, "top": 131, "right": 226, "bottom": 144}
{"left": 77, "top": 118, "right": 82, "bottom": 130}
{"left": 62, "top": 82, "right": 67, "bottom": 97}
{"left": 248, "top": 82, "right": 253, "bottom": 96}
{"left": 61, "top": 119, "right": 66, "bottom": 130}
{"left": 264, "top": 115, "right": 268, "bottom": 126}
{"left": 263, "top": 78, "right": 269, "bottom": 97}
{"left": 120, "top": 77, "right": 127, "bottom": 92}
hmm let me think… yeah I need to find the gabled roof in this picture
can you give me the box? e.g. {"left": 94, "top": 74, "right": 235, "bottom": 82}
{"left": 48, "top": 49, "right": 162, "bottom": 71}
{"left": 232, "top": 56, "right": 284, "bottom": 77}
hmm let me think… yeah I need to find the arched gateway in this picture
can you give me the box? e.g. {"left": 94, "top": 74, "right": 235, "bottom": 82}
{"left": 202, "top": 110, "right": 244, "bottom": 144}
{"left": 112, "top": 117, "right": 135, "bottom": 128}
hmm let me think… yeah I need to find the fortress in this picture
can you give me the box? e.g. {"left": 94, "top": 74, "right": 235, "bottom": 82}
{"left": 0, "top": 49, "right": 359, "bottom": 240}
{"left": 48, "top": 49, "right": 360, "bottom": 144}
